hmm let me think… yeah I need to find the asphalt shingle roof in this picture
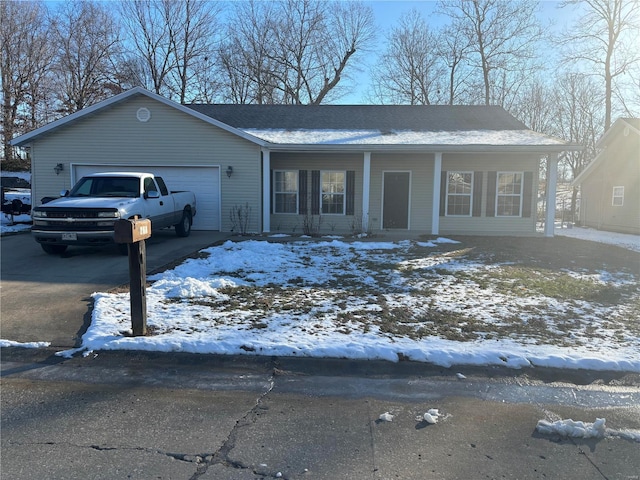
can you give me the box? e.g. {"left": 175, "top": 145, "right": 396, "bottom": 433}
{"left": 186, "top": 104, "right": 529, "bottom": 131}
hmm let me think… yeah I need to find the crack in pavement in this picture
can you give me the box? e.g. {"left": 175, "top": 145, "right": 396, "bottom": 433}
{"left": 7, "top": 440, "right": 210, "bottom": 465}
{"left": 189, "top": 367, "right": 278, "bottom": 479}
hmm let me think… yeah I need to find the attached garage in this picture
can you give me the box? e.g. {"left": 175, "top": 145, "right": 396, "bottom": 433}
{"left": 72, "top": 164, "right": 220, "bottom": 230}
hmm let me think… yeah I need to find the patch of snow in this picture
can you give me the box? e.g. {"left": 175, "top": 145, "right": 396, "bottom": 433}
{"left": 556, "top": 226, "right": 640, "bottom": 253}
{"left": 243, "top": 129, "right": 568, "bottom": 146}
{"left": 536, "top": 418, "right": 606, "bottom": 439}
{"left": 0, "top": 339, "right": 51, "bottom": 349}
{"left": 379, "top": 412, "right": 394, "bottom": 422}
{"left": 536, "top": 418, "right": 640, "bottom": 442}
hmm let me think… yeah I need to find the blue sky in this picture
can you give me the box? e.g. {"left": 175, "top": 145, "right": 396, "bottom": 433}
{"left": 341, "top": 0, "right": 579, "bottom": 104}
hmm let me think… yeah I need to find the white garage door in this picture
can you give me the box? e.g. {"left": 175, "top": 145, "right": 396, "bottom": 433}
{"left": 72, "top": 165, "right": 220, "bottom": 230}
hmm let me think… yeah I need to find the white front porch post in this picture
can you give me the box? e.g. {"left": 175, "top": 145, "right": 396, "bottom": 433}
{"left": 362, "top": 152, "right": 371, "bottom": 231}
{"left": 544, "top": 153, "right": 559, "bottom": 237}
{"left": 262, "top": 148, "right": 271, "bottom": 233}
{"left": 431, "top": 152, "right": 442, "bottom": 235}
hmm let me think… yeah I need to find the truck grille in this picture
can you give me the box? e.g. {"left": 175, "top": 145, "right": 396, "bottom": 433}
{"left": 43, "top": 209, "right": 112, "bottom": 219}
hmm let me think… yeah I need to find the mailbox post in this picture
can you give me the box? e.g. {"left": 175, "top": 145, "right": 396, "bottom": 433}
{"left": 114, "top": 217, "right": 152, "bottom": 336}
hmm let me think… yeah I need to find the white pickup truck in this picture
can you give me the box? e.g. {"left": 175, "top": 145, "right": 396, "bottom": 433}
{"left": 31, "top": 172, "right": 196, "bottom": 254}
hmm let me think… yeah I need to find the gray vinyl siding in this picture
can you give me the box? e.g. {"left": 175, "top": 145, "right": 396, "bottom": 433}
{"left": 29, "top": 95, "right": 262, "bottom": 233}
{"left": 579, "top": 136, "right": 640, "bottom": 235}
{"left": 439, "top": 153, "right": 540, "bottom": 236}
{"left": 270, "top": 152, "right": 364, "bottom": 234}
{"left": 369, "top": 153, "right": 434, "bottom": 233}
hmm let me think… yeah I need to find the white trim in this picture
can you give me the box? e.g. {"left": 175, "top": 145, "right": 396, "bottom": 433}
{"left": 432, "top": 153, "right": 442, "bottom": 234}
{"left": 495, "top": 171, "right": 524, "bottom": 217}
{"left": 262, "top": 149, "right": 271, "bottom": 232}
{"left": 444, "top": 171, "right": 474, "bottom": 217}
{"left": 612, "top": 186, "right": 625, "bottom": 206}
{"left": 362, "top": 152, "right": 371, "bottom": 231}
{"left": 272, "top": 169, "right": 299, "bottom": 214}
{"left": 545, "top": 155, "right": 559, "bottom": 237}
{"left": 320, "top": 170, "right": 347, "bottom": 215}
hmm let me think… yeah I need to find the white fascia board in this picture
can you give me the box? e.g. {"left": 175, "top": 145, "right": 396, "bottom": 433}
{"left": 571, "top": 149, "right": 606, "bottom": 187}
{"left": 10, "top": 87, "right": 267, "bottom": 148}
{"left": 264, "top": 143, "right": 580, "bottom": 154}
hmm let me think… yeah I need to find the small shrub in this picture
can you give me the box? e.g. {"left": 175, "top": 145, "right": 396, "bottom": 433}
{"left": 230, "top": 203, "right": 251, "bottom": 235}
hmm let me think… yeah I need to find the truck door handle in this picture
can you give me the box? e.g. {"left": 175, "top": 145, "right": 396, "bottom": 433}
{"left": 160, "top": 201, "right": 164, "bottom": 206}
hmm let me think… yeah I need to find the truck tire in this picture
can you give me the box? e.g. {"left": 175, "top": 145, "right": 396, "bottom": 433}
{"left": 41, "top": 244, "right": 68, "bottom": 255}
{"left": 175, "top": 209, "right": 192, "bottom": 237}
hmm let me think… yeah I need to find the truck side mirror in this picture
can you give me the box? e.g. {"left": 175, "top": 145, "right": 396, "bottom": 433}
{"left": 60, "top": 190, "right": 70, "bottom": 197}
{"left": 144, "top": 191, "right": 160, "bottom": 199}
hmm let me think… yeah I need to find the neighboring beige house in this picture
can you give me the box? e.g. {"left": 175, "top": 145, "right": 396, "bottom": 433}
{"left": 11, "top": 87, "right": 580, "bottom": 237}
{"left": 572, "top": 118, "right": 640, "bottom": 235}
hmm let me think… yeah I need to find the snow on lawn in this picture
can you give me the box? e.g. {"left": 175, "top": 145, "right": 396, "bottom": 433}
{"left": 1, "top": 171, "right": 31, "bottom": 235}
{"left": 555, "top": 226, "right": 640, "bottom": 253}
{"left": 1, "top": 213, "right": 31, "bottom": 234}
{"left": 70, "top": 238, "right": 640, "bottom": 372}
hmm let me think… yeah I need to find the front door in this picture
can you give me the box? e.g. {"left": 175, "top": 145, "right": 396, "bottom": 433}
{"left": 382, "top": 172, "right": 410, "bottom": 229}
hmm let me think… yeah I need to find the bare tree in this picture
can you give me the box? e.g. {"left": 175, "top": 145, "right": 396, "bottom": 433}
{"left": 552, "top": 73, "right": 604, "bottom": 219}
{"left": 1, "top": 0, "right": 53, "bottom": 168}
{"left": 436, "top": 22, "right": 473, "bottom": 105}
{"left": 509, "top": 77, "right": 557, "bottom": 134}
{"left": 119, "top": 0, "right": 174, "bottom": 96}
{"left": 438, "top": 0, "right": 544, "bottom": 106}
{"left": 370, "top": 9, "right": 446, "bottom": 105}
{"left": 219, "top": 0, "right": 375, "bottom": 105}
{"left": 163, "top": 0, "right": 222, "bottom": 104}
{"left": 50, "top": 0, "right": 121, "bottom": 114}
{"left": 218, "top": 0, "right": 282, "bottom": 104}
{"left": 558, "top": 0, "right": 640, "bottom": 130}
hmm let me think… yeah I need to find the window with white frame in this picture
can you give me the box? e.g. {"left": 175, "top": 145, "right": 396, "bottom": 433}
{"left": 273, "top": 170, "right": 298, "bottom": 214}
{"left": 612, "top": 186, "right": 624, "bottom": 206}
{"left": 321, "top": 171, "right": 345, "bottom": 214}
{"left": 446, "top": 172, "right": 473, "bottom": 216}
{"left": 496, "top": 172, "right": 523, "bottom": 216}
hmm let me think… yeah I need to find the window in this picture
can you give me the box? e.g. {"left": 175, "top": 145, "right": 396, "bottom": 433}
{"left": 144, "top": 177, "right": 157, "bottom": 195}
{"left": 496, "top": 172, "right": 523, "bottom": 216}
{"left": 446, "top": 172, "right": 473, "bottom": 216}
{"left": 274, "top": 170, "right": 298, "bottom": 214}
{"left": 612, "top": 186, "right": 624, "bottom": 206}
{"left": 321, "top": 171, "right": 345, "bottom": 214}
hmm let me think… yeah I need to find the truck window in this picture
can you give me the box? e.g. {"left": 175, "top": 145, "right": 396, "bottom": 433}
{"left": 143, "top": 177, "right": 158, "bottom": 196}
{"left": 69, "top": 177, "right": 139, "bottom": 197}
{"left": 155, "top": 177, "right": 169, "bottom": 196}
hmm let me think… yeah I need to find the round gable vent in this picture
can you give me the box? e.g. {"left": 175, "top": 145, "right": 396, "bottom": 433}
{"left": 136, "top": 107, "right": 151, "bottom": 122}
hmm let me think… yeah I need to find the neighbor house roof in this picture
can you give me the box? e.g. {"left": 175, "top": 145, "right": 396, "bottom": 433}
{"left": 572, "top": 118, "right": 640, "bottom": 187}
{"left": 187, "top": 104, "right": 574, "bottom": 152}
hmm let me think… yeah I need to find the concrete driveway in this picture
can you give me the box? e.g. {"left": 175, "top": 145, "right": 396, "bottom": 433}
{"left": 0, "top": 229, "right": 228, "bottom": 347}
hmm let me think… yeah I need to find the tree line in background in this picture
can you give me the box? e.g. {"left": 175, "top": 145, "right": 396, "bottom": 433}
{"left": 2, "top": 0, "right": 639, "bottom": 188}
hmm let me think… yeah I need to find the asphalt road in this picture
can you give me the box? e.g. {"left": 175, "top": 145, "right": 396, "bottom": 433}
{"left": 2, "top": 229, "right": 640, "bottom": 480}
{"left": 0, "top": 229, "right": 228, "bottom": 347}
{"left": 2, "top": 349, "right": 640, "bottom": 480}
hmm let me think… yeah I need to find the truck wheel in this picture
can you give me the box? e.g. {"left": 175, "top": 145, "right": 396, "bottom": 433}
{"left": 175, "top": 209, "right": 192, "bottom": 237}
{"left": 41, "top": 244, "right": 68, "bottom": 255}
